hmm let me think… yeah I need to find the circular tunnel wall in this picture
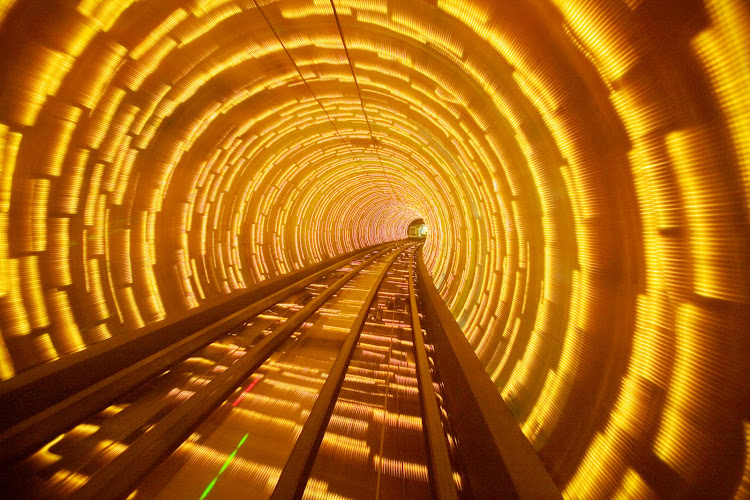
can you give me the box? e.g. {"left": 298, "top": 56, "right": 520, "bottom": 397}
{"left": 0, "top": 0, "right": 748, "bottom": 497}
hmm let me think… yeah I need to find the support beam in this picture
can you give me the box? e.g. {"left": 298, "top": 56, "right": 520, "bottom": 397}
{"left": 415, "top": 248, "right": 561, "bottom": 499}
{"left": 408, "top": 247, "right": 459, "bottom": 500}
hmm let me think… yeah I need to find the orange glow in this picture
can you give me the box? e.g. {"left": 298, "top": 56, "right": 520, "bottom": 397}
{"left": 0, "top": 0, "right": 748, "bottom": 497}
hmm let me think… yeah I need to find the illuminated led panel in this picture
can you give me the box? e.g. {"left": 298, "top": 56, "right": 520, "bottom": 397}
{"left": 0, "top": 0, "right": 748, "bottom": 497}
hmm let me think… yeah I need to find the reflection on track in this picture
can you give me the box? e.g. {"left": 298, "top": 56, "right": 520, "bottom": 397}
{"left": 7, "top": 248, "right": 387, "bottom": 497}
{"left": 4, "top": 243, "right": 468, "bottom": 499}
{"left": 304, "top": 249, "right": 431, "bottom": 499}
{"left": 132, "top": 250, "right": 396, "bottom": 499}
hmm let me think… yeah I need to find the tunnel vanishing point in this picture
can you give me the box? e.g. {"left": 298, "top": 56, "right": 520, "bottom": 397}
{"left": 0, "top": 0, "right": 749, "bottom": 498}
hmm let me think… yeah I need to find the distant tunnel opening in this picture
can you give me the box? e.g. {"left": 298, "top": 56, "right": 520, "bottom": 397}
{"left": 407, "top": 218, "right": 428, "bottom": 239}
{"left": 0, "top": 0, "right": 748, "bottom": 497}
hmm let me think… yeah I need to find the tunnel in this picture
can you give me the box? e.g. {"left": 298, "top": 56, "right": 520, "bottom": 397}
{"left": 407, "top": 218, "right": 427, "bottom": 239}
{"left": 0, "top": 0, "right": 749, "bottom": 498}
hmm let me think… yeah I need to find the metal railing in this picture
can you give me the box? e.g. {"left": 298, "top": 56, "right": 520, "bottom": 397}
{"left": 0, "top": 241, "right": 400, "bottom": 465}
{"left": 72, "top": 244, "right": 409, "bottom": 500}
{"left": 408, "top": 248, "right": 458, "bottom": 499}
{"left": 270, "top": 244, "right": 408, "bottom": 499}
{"left": 415, "top": 248, "right": 561, "bottom": 499}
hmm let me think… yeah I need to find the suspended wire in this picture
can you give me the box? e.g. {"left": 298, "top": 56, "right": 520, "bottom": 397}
{"left": 251, "top": 0, "right": 396, "bottom": 203}
{"left": 328, "top": 0, "right": 403, "bottom": 205}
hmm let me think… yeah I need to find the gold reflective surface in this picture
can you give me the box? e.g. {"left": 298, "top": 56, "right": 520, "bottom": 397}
{"left": 0, "top": 0, "right": 748, "bottom": 497}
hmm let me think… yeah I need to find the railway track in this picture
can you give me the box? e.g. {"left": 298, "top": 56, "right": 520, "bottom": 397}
{"left": 1, "top": 242, "right": 558, "bottom": 499}
{"left": 0, "top": 243, "right": 459, "bottom": 499}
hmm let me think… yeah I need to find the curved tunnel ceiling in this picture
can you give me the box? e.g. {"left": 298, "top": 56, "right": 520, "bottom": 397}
{"left": 0, "top": 0, "right": 749, "bottom": 496}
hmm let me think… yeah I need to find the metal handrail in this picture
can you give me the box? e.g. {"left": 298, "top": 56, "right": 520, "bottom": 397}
{"left": 0, "top": 242, "right": 397, "bottom": 465}
{"left": 408, "top": 247, "right": 458, "bottom": 500}
{"left": 72, "top": 245, "right": 401, "bottom": 500}
{"left": 0, "top": 241, "right": 400, "bottom": 436}
{"left": 270, "top": 244, "right": 408, "bottom": 499}
{"left": 415, "top": 248, "right": 561, "bottom": 499}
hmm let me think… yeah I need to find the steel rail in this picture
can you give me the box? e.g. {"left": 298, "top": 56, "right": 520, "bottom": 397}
{"left": 0, "top": 245, "right": 400, "bottom": 464}
{"left": 415, "top": 248, "right": 561, "bottom": 499}
{"left": 408, "top": 247, "right": 459, "bottom": 500}
{"left": 69, "top": 245, "right": 403, "bottom": 500}
{"left": 0, "top": 243, "right": 398, "bottom": 466}
{"left": 270, "top": 244, "right": 408, "bottom": 499}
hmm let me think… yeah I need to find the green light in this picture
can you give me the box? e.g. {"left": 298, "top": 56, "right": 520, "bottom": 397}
{"left": 199, "top": 432, "right": 249, "bottom": 499}
{"left": 219, "top": 449, "right": 238, "bottom": 475}
{"left": 200, "top": 478, "right": 218, "bottom": 500}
